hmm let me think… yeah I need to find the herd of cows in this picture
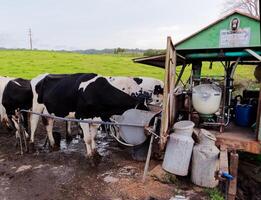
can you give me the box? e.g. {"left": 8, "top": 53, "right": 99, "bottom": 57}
{"left": 0, "top": 73, "right": 164, "bottom": 158}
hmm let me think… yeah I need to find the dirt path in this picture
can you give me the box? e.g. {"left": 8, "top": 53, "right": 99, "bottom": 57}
{"left": 0, "top": 122, "right": 205, "bottom": 200}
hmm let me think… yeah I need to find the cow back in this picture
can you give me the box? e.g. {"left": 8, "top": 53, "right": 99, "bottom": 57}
{"left": 76, "top": 77, "right": 140, "bottom": 119}
{"left": 35, "top": 73, "right": 97, "bottom": 117}
{"left": 2, "top": 78, "right": 33, "bottom": 115}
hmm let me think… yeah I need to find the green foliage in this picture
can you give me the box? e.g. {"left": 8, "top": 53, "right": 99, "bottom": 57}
{"left": 143, "top": 49, "right": 165, "bottom": 57}
{"left": 114, "top": 48, "right": 125, "bottom": 54}
{"left": 0, "top": 50, "right": 164, "bottom": 80}
{"left": 205, "top": 188, "right": 224, "bottom": 200}
{"left": 0, "top": 50, "right": 257, "bottom": 88}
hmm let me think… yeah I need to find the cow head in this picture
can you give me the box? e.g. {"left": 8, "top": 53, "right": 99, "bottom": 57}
{"left": 106, "top": 76, "right": 164, "bottom": 107}
{"left": 106, "top": 77, "right": 141, "bottom": 95}
{"left": 133, "top": 77, "right": 164, "bottom": 106}
{"left": 151, "top": 84, "right": 164, "bottom": 105}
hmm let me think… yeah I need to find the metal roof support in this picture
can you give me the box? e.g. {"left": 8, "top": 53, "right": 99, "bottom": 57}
{"left": 244, "top": 49, "right": 261, "bottom": 61}
{"left": 175, "top": 63, "right": 187, "bottom": 87}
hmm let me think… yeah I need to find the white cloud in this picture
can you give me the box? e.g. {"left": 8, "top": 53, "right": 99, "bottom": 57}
{"left": 0, "top": 0, "right": 225, "bottom": 50}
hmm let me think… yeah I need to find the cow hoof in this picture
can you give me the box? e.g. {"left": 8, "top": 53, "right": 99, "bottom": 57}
{"left": 50, "top": 144, "right": 60, "bottom": 151}
{"left": 53, "top": 131, "right": 61, "bottom": 146}
{"left": 28, "top": 142, "right": 35, "bottom": 153}
{"left": 65, "top": 135, "right": 73, "bottom": 143}
{"left": 87, "top": 152, "right": 101, "bottom": 166}
{"left": 92, "top": 150, "right": 101, "bottom": 158}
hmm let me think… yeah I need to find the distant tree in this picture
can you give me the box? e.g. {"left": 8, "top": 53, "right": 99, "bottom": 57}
{"left": 223, "top": 0, "right": 260, "bottom": 17}
{"left": 143, "top": 49, "right": 165, "bottom": 57}
{"left": 114, "top": 48, "right": 125, "bottom": 54}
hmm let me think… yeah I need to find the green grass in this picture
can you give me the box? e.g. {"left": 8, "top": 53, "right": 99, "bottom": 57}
{"left": 0, "top": 50, "right": 164, "bottom": 80}
{"left": 205, "top": 188, "right": 224, "bottom": 200}
{"left": 0, "top": 50, "right": 257, "bottom": 87}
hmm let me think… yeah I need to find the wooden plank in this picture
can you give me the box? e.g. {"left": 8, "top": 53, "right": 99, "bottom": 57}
{"left": 213, "top": 122, "right": 261, "bottom": 154}
{"left": 219, "top": 146, "right": 229, "bottom": 174}
{"left": 160, "top": 37, "right": 171, "bottom": 150}
{"left": 256, "top": 84, "right": 261, "bottom": 141}
{"left": 257, "top": 115, "right": 261, "bottom": 143}
{"left": 170, "top": 45, "right": 176, "bottom": 126}
{"left": 216, "top": 137, "right": 261, "bottom": 154}
{"left": 228, "top": 152, "right": 239, "bottom": 200}
{"left": 160, "top": 36, "right": 177, "bottom": 150}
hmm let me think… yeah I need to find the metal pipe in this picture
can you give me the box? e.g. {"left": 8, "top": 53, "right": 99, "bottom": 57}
{"left": 142, "top": 117, "right": 158, "bottom": 182}
{"left": 20, "top": 109, "right": 145, "bottom": 127}
{"left": 186, "top": 51, "right": 261, "bottom": 59}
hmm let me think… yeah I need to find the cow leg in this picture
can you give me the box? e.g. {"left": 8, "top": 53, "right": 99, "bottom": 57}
{"left": 79, "top": 122, "right": 92, "bottom": 158}
{"left": 90, "top": 121, "right": 100, "bottom": 152}
{"left": 90, "top": 124, "right": 97, "bottom": 151}
{"left": 30, "top": 104, "right": 44, "bottom": 145}
{"left": 30, "top": 113, "right": 39, "bottom": 144}
{"left": 11, "top": 116, "right": 20, "bottom": 140}
{"left": 22, "top": 112, "right": 30, "bottom": 138}
{"left": 45, "top": 117, "right": 56, "bottom": 149}
{"left": 65, "top": 121, "right": 73, "bottom": 143}
{"left": 10, "top": 116, "right": 24, "bottom": 153}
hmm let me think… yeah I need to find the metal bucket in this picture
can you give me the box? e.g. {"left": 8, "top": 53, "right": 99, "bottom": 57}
{"left": 116, "top": 109, "right": 158, "bottom": 145}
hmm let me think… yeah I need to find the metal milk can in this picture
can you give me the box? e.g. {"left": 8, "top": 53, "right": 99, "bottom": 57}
{"left": 162, "top": 121, "right": 195, "bottom": 176}
{"left": 191, "top": 129, "right": 220, "bottom": 188}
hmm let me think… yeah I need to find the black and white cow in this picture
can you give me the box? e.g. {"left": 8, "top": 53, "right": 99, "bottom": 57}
{"left": 0, "top": 76, "right": 14, "bottom": 127}
{"left": 29, "top": 73, "right": 163, "bottom": 157}
{"left": 132, "top": 77, "right": 164, "bottom": 106}
{"left": 0, "top": 76, "right": 33, "bottom": 138}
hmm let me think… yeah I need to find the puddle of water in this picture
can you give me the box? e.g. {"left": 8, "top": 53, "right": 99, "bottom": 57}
{"left": 58, "top": 131, "right": 114, "bottom": 158}
{"left": 36, "top": 129, "right": 123, "bottom": 160}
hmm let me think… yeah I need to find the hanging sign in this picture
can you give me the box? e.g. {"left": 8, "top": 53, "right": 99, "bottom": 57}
{"left": 219, "top": 17, "right": 251, "bottom": 47}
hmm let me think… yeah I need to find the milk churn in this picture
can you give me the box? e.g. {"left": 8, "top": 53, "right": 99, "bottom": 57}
{"left": 162, "top": 121, "right": 195, "bottom": 176}
{"left": 191, "top": 129, "right": 219, "bottom": 188}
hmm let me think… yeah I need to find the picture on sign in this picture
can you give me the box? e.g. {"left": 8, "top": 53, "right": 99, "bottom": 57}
{"left": 219, "top": 17, "right": 251, "bottom": 48}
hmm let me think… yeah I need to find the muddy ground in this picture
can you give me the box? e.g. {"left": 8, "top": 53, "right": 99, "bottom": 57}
{"left": 0, "top": 122, "right": 208, "bottom": 200}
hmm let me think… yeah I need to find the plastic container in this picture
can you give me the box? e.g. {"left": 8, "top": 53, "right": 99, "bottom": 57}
{"left": 191, "top": 129, "right": 219, "bottom": 188}
{"left": 235, "top": 104, "right": 253, "bottom": 127}
{"left": 116, "top": 109, "right": 157, "bottom": 145}
{"left": 162, "top": 121, "right": 195, "bottom": 176}
{"left": 192, "top": 84, "right": 222, "bottom": 115}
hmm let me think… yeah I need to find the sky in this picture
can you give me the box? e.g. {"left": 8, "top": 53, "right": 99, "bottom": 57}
{"left": 0, "top": 0, "right": 226, "bottom": 50}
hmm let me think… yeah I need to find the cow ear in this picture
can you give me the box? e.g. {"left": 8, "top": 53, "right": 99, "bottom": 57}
{"left": 154, "top": 85, "right": 163, "bottom": 95}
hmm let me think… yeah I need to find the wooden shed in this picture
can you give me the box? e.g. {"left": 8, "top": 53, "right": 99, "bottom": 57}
{"left": 134, "top": 11, "right": 261, "bottom": 200}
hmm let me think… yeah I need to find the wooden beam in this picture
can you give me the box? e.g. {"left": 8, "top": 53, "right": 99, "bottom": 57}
{"left": 219, "top": 146, "right": 229, "bottom": 174}
{"left": 228, "top": 152, "right": 239, "bottom": 200}
{"left": 256, "top": 84, "right": 261, "bottom": 141}
{"left": 170, "top": 43, "right": 176, "bottom": 126}
{"left": 216, "top": 137, "right": 261, "bottom": 154}
{"left": 160, "top": 36, "right": 177, "bottom": 150}
{"left": 160, "top": 37, "right": 171, "bottom": 150}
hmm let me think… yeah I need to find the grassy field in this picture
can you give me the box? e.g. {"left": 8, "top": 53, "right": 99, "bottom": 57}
{"left": 0, "top": 50, "right": 164, "bottom": 80}
{"left": 0, "top": 50, "right": 257, "bottom": 89}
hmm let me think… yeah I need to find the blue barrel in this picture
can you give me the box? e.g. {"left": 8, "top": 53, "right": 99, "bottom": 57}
{"left": 235, "top": 104, "right": 253, "bottom": 127}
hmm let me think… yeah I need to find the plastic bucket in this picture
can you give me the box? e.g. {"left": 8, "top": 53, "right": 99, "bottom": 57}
{"left": 235, "top": 104, "right": 253, "bottom": 127}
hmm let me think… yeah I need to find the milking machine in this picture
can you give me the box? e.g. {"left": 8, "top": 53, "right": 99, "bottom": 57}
{"left": 185, "top": 61, "right": 240, "bottom": 131}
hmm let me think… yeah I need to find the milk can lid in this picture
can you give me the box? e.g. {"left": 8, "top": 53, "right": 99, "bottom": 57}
{"left": 200, "top": 129, "right": 216, "bottom": 141}
{"left": 173, "top": 120, "right": 195, "bottom": 130}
